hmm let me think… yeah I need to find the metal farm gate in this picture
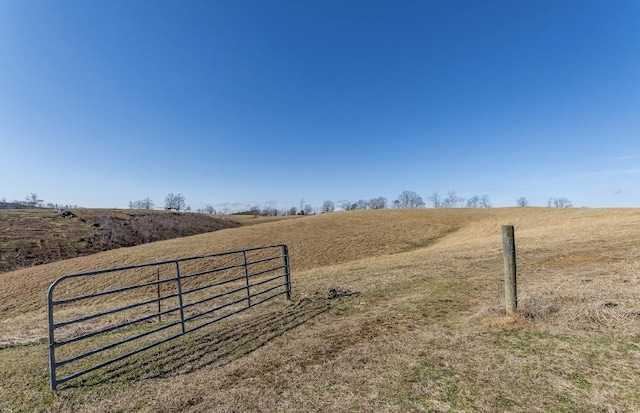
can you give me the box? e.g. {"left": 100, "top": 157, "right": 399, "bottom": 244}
{"left": 47, "top": 244, "right": 291, "bottom": 390}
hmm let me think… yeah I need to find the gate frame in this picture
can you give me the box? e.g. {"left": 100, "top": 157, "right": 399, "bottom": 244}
{"left": 47, "top": 244, "right": 291, "bottom": 390}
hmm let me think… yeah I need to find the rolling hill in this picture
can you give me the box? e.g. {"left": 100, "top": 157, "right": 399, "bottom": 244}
{"left": 1, "top": 208, "right": 639, "bottom": 412}
{"left": 0, "top": 208, "right": 241, "bottom": 273}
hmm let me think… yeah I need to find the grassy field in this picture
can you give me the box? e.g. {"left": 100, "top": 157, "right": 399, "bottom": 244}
{"left": 226, "top": 214, "right": 301, "bottom": 226}
{"left": 1, "top": 208, "right": 639, "bottom": 412}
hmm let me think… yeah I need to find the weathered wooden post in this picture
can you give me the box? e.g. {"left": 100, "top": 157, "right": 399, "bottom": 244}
{"left": 502, "top": 225, "right": 517, "bottom": 316}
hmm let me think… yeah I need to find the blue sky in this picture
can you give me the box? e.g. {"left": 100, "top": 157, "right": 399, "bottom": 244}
{"left": 1, "top": 1, "right": 639, "bottom": 211}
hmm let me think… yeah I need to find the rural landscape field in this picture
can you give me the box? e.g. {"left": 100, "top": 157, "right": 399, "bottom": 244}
{"left": 1, "top": 207, "right": 639, "bottom": 412}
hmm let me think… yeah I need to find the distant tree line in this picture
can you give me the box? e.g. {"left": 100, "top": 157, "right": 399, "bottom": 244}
{"left": 337, "top": 196, "right": 389, "bottom": 211}
{"left": 314, "top": 192, "right": 574, "bottom": 212}
{"left": 0, "top": 193, "right": 81, "bottom": 210}
{"left": 126, "top": 191, "right": 576, "bottom": 215}
{"left": 128, "top": 194, "right": 190, "bottom": 212}
{"left": 1, "top": 190, "right": 575, "bottom": 214}
{"left": 129, "top": 197, "right": 155, "bottom": 210}
{"left": 547, "top": 197, "right": 573, "bottom": 208}
{"left": 331, "top": 190, "right": 489, "bottom": 211}
{"left": 515, "top": 197, "right": 572, "bottom": 208}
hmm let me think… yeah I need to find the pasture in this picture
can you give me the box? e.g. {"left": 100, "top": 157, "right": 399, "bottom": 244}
{"left": 1, "top": 208, "right": 639, "bottom": 412}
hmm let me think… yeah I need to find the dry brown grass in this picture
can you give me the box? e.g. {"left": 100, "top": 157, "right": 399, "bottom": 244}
{"left": 226, "top": 214, "right": 300, "bottom": 226}
{"left": 0, "top": 208, "right": 476, "bottom": 319}
{"left": 1, "top": 208, "right": 640, "bottom": 412}
{"left": 0, "top": 208, "right": 240, "bottom": 273}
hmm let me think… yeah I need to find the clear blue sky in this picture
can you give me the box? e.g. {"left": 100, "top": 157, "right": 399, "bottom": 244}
{"left": 1, "top": 1, "right": 639, "bottom": 211}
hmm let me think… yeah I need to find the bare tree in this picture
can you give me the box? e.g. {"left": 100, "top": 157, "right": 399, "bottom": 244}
{"left": 288, "top": 206, "right": 297, "bottom": 216}
{"left": 131, "top": 198, "right": 155, "bottom": 209}
{"left": 321, "top": 200, "right": 335, "bottom": 213}
{"left": 557, "top": 198, "right": 572, "bottom": 208}
{"left": 205, "top": 204, "right": 216, "bottom": 214}
{"left": 356, "top": 199, "right": 368, "bottom": 210}
{"left": 516, "top": 197, "right": 529, "bottom": 207}
{"left": 396, "top": 190, "right": 425, "bottom": 208}
{"left": 393, "top": 199, "right": 400, "bottom": 208}
{"left": 466, "top": 195, "right": 481, "bottom": 208}
{"left": 303, "top": 204, "right": 313, "bottom": 215}
{"left": 261, "top": 206, "right": 278, "bottom": 216}
{"left": 339, "top": 200, "right": 356, "bottom": 211}
{"left": 164, "top": 193, "right": 186, "bottom": 211}
{"left": 25, "top": 193, "right": 43, "bottom": 208}
{"left": 466, "top": 194, "right": 492, "bottom": 208}
{"left": 262, "top": 200, "right": 279, "bottom": 216}
{"left": 549, "top": 197, "right": 572, "bottom": 208}
{"left": 174, "top": 195, "right": 185, "bottom": 211}
{"left": 443, "top": 191, "right": 464, "bottom": 208}
{"left": 480, "top": 194, "right": 491, "bottom": 208}
{"left": 429, "top": 191, "right": 442, "bottom": 208}
{"left": 141, "top": 198, "right": 154, "bottom": 209}
{"left": 369, "top": 196, "right": 387, "bottom": 209}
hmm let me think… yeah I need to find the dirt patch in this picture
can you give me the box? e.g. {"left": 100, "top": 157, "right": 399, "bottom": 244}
{"left": 326, "top": 287, "right": 360, "bottom": 299}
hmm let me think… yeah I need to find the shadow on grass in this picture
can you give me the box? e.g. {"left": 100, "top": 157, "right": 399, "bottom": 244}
{"left": 67, "top": 297, "right": 331, "bottom": 388}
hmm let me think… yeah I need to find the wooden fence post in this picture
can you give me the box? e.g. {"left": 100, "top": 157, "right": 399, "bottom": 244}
{"left": 502, "top": 225, "right": 517, "bottom": 316}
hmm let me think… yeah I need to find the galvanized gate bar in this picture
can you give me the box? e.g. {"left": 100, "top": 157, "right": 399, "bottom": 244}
{"left": 48, "top": 244, "right": 291, "bottom": 390}
{"left": 54, "top": 291, "right": 181, "bottom": 329}
{"left": 184, "top": 296, "right": 249, "bottom": 322}
{"left": 243, "top": 251, "right": 252, "bottom": 307}
{"left": 247, "top": 264, "right": 286, "bottom": 279}
{"left": 55, "top": 320, "right": 183, "bottom": 368}
{"left": 174, "top": 261, "right": 186, "bottom": 334}
{"left": 186, "top": 287, "right": 288, "bottom": 334}
{"left": 245, "top": 255, "right": 284, "bottom": 266}
{"left": 182, "top": 285, "right": 248, "bottom": 310}
{"left": 180, "top": 273, "right": 248, "bottom": 295}
{"left": 55, "top": 328, "right": 185, "bottom": 386}
{"left": 283, "top": 245, "right": 292, "bottom": 300}
{"left": 179, "top": 262, "right": 246, "bottom": 280}
{"left": 51, "top": 276, "right": 178, "bottom": 306}
{"left": 55, "top": 307, "right": 183, "bottom": 348}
